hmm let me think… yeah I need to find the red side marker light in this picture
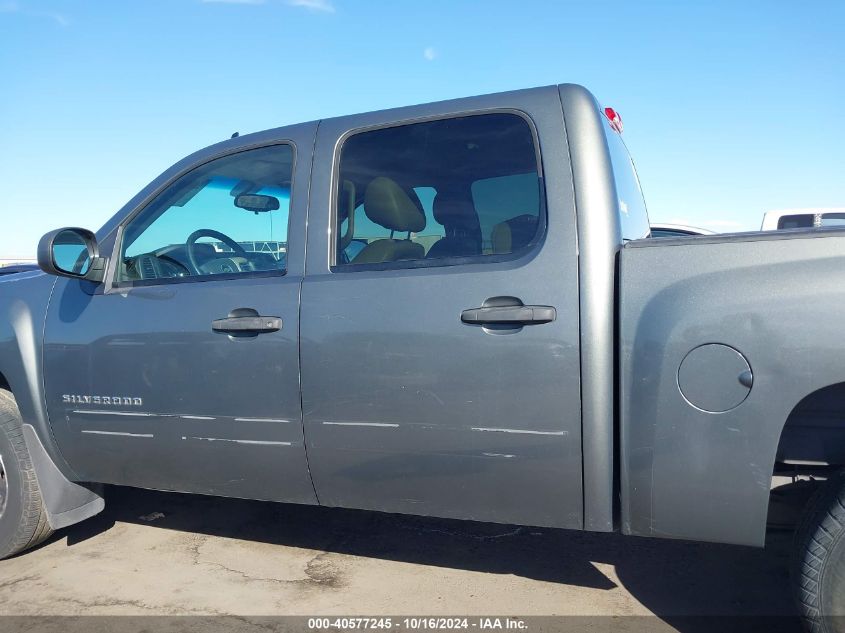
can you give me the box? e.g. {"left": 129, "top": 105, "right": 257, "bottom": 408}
{"left": 604, "top": 107, "right": 623, "bottom": 133}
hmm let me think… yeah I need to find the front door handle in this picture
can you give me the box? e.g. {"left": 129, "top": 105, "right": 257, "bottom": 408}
{"left": 461, "top": 304, "right": 556, "bottom": 325}
{"left": 212, "top": 308, "right": 281, "bottom": 335}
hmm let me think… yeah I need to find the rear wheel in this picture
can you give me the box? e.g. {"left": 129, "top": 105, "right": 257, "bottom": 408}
{"left": 794, "top": 470, "right": 845, "bottom": 632}
{"left": 0, "top": 390, "right": 54, "bottom": 559}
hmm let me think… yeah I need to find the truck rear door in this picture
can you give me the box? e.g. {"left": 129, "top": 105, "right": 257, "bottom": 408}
{"left": 300, "top": 87, "right": 583, "bottom": 528}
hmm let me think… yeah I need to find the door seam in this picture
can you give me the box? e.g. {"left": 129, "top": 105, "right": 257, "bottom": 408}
{"left": 299, "top": 118, "right": 322, "bottom": 505}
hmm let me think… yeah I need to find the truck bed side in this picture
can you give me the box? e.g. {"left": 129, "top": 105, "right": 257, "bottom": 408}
{"left": 620, "top": 229, "right": 845, "bottom": 546}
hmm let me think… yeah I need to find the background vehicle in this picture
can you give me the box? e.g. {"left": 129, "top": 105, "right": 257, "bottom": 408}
{"left": 0, "top": 263, "right": 38, "bottom": 276}
{"left": 649, "top": 223, "right": 715, "bottom": 237}
{"left": 1, "top": 84, "right": 843, "bottom": 630}
{"left": 762, "top": 208, "right": 845, "bottom": 230}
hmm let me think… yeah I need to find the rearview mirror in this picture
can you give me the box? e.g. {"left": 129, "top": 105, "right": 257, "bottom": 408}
{"left": 37, "top": 228, "right": 105, "bottom": 282}
{"left": 234, "top": 194, "right": 280, "bottom": 214}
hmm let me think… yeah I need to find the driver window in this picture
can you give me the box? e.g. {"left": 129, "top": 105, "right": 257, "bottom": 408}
{"left": 117, "top": 144, "right": 293, "bottom": 284}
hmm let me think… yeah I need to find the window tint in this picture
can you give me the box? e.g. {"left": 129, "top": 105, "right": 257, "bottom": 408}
{"left": 335, "top": 113, "right": 542, "bottom": 267}
{"left": 118, "top": 145, "right": 293, "bottom": 283}
{"left": 603, "top": 116, "right": 650, "bottom": 241}
{"left": 471, "top": 173, "right": 540, "bottom": 253}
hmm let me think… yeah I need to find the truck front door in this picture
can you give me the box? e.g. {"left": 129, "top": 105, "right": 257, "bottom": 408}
{"left": 42, "top": 128, "right": 317, "bottom": 504}
{"left": 301, "top": 88, "right": 583, "bottom": 528}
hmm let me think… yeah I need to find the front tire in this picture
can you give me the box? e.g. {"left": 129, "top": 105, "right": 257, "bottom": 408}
{"left": 0, "top": 390, "right": 54, "bottom": 559}
{"left": 794, "top": 470, "right": 845, "bottom": 632}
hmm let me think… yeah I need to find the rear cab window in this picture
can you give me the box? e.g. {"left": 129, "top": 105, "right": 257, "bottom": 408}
{"left": 820, "top": 213, "right": 845, "bottom": 227}
{"left": 602, "top": 114, "right": 650, "bottom": 241}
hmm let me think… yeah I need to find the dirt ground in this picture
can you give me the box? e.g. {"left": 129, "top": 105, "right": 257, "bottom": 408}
{"left": 0, "top": 481, "right": 814, "bottom": 632}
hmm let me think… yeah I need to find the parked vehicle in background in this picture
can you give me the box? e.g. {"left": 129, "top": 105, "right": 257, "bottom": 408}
{"left": 0, "top": 263, "right": 38, "bottom": 276}
{"left": 1, "top": 84, "right": 845, "bottom": 631}
{"left": 649, "top": 223, "right": 715, "bottom": 238}
{"left": 762, "top": 208, "right": 845, "bottom": 230}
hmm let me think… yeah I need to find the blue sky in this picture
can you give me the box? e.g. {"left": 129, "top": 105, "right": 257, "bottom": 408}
{"left": 1, "top": 0, "right": 843, "bottom": 260}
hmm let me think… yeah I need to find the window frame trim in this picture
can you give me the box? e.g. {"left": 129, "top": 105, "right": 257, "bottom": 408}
{"left": 108, "top": 141, "right": 297, "bottom": 291}
{"left": 328, "top": 108, "right": 548, "bottom": 273}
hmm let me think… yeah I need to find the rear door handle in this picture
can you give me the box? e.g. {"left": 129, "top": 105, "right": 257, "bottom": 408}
{"left": 461, "top": 305, "right": 556, "bottom": 325}
{"left": 212, "top": 308, "right": 281, "bottom": 335}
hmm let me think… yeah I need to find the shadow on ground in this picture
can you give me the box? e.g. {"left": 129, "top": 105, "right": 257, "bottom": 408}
{"left": 48, "top": 481, "right": 817, "bottom": 633}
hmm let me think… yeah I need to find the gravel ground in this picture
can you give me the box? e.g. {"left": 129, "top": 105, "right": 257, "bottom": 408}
{"left": 0, "top": 481, "right": 815, "bottom": 632}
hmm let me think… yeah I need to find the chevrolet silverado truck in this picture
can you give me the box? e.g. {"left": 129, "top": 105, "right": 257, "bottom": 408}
{"left": 1, "top": 84, "right": 844, "bottom": 629}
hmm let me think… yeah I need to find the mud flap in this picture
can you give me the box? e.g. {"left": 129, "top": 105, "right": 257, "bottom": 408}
{"left": 21, "top": 424, "right": 105, "bottom": 530}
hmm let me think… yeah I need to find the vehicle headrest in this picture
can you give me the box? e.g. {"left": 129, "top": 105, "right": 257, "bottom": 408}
{"left": 491, "top": 214, "right": 539, "bottom": 254}
{"left": 364, "top": 177, "right": 426, "bottom": 233}
{"left": 432, "top": 190, "right": 476, "bottom": 227}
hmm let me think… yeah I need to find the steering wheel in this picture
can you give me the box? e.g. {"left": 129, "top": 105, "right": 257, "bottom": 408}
{"left": 185, "top": 228, "right": 248, "bottom": 275}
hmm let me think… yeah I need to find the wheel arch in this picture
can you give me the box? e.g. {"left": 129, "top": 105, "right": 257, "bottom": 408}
{"left": 0, "top": 278, "right": 105, "bottom": 531}
{"left": 775, "top": 381, "right": 845, "bottom": 471}
{"left": 0, "top": 369, "right": 105, "bottom": 531}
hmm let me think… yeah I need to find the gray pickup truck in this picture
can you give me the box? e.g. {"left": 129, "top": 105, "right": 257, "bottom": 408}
{"left": 1, "top": 84, "right": 843, "bottom": 629}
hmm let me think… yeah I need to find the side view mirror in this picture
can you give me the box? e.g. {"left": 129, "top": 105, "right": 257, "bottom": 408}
{"left": 37, "top": 228, "right": 106, "bottom": 282}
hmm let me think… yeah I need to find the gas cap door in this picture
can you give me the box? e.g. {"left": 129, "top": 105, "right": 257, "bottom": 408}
{"left": 678, "top": 344, "right": 752, "bottom": 413}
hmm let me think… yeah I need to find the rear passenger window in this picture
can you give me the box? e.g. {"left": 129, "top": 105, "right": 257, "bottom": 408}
{"left": 334, "top": 113, "right": 543, "bottom": 268}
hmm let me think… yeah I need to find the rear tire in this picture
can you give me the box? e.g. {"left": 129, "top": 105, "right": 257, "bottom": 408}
{"left": 0, "top": 390, "right": 54, "bottom": 559}
{"left": 794, "top": 470, "right": 845, "bottom": 632}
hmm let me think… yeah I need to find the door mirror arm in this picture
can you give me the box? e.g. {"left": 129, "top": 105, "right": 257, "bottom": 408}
{"left": 85, "top": 256, "right": 107, "bottom": 283}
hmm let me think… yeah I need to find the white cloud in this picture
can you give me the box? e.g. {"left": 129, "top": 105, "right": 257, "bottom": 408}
{"left": 39, "top": 10, "right": 68, "bottom": 26}
{"left": 0, "top": 2, "right": 69, "bottom": 26}
{"left": 423, "top": 47, "right": 436, "bottom": 61}
{"left": 287, "top": 0, "right": 335, "bottom": 12}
